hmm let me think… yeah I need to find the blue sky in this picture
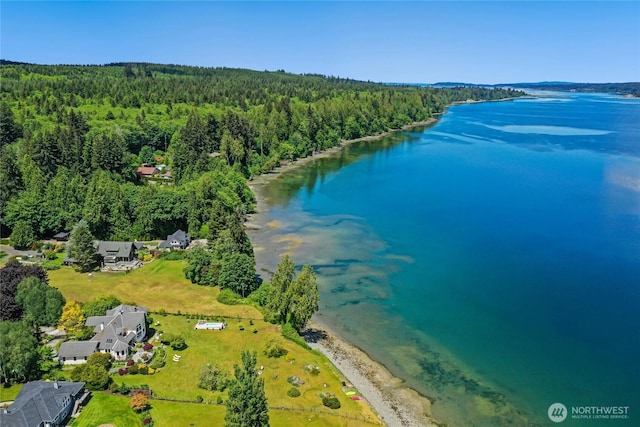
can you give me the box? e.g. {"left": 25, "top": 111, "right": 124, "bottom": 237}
{"left": 1, "top": 1, "right": 639, "bottom": 84}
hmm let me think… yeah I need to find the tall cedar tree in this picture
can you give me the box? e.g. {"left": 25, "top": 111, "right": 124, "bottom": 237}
{"left": 68, "top": 220, "right": 97, "bottom": 272}
{"left": 224, "top": 351, "right": 269, "bottom": 427}
{"left": 0, "top": 261, "right": 48, "bottom": 321}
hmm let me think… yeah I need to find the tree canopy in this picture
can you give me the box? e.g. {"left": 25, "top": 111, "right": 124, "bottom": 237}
{"left": 0, "top": 61, "right": 522, "bottom": 241}
{"left": 224, "top": 350, "right": 269, "bottom": 427}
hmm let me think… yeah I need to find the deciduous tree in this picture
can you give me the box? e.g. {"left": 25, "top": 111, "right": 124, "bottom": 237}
{"left": 0, "top": 321, "right": 40, "bottom": 384}
{"left": 16, "top": 277, "right": 66, "bottom": 330}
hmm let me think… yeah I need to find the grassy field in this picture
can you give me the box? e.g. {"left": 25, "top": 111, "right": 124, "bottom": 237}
{"left": 52, "top": 258, "right": 381, "bottom": 426}
{"left": 71, "top": 392, "right": 143, "bottom": 427}
{"left": 49, "top": 260, "right": 262, "bottom": 318}
{"left": 114, "top": 314, "right": 379, "bottom": 425}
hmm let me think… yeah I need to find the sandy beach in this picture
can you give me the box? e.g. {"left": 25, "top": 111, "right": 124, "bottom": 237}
{"left": 246, "top": 118, "right": 446, "bottom": 427}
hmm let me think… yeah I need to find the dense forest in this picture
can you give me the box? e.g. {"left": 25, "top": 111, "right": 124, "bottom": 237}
{"left": 0, "top": 61, "right": 524, "bottom": 242}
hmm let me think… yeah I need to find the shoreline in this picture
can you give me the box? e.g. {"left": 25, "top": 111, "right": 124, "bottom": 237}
{"left": 302, "top": 320, "right": 439, "bottom": 427}
{"left": 245, "top": 97, "right": 524, "bottom": 427}
{"left": 246, "top": 117, "right": 446, "bottom": 426}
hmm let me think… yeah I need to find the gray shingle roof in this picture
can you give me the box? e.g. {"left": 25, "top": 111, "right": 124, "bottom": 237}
{"left": 158, "top": 229, "right": 191, "bottom": 249}
{"left": 58, "top": 341, "right": 98, "bottom": 360}
{"left": 96, "top": 241, "right": 135, "bottom": 259}
{"left": 0, "top": 381, "right": 84, "bottom": 427}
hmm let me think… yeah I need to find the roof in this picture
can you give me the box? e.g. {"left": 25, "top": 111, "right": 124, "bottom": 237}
{"left": 136, "top": 166, "right": 159, "bottom": 176}
{"left": 53, "top": 231, "right": 70, "bottom": 239}
{"left": 58, "top": 341, "right": 98, "bottom": 359}
{"left": 158, "top": 229, "right": 190, "bottom": 248}
{"left": 61, "top": 304, "right": 147, "bottom": 360}
{"left": 96, "top": 241, "right": 135, "bottom": 258}
{"left": 0, "top": 381, "right": 84, "bottom": 427}
{"left": 133, "top": 241, "right": 144, "bottom": 250}
{"left": 106, "top": 304, "right": 148, "bottom": 316}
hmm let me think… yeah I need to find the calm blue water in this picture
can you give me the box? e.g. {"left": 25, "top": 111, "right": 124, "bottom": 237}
{"left": 252, "top": 92, "right": 640, "bottom": 426}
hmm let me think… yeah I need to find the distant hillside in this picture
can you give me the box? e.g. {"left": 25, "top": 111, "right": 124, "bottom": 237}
{"left": 503, "top": 82, "right": 640, "bottom": 97}
{"left": 426, "top": 81, "right": 640, "bottom": 97}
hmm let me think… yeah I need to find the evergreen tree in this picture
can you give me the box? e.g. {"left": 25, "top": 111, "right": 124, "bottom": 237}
{"left": 0, "top": 102, "right": 22, "bottom": 147}
{"left": 9, "top": 220, "right": 36, "bottom": 250}
{"left": 68, "top": 220, "right": 97, "bottom": 272}
{"left": 225, "top": 351, "right": 269, "bottom": 427}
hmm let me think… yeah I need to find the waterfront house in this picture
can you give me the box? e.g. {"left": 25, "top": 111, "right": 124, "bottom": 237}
{"left": 58, "top": 304, "right": 147, "bottom": 364}
{"left": 0, "top": 381, "right": 88, "bottom": 427}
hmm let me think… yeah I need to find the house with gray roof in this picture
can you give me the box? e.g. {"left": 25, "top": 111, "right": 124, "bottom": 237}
{"left": 0, "top": 381, "right": 88, "bottom": 427}
{"left": 96, "top": 241, "right": 137, "bottom": 264}
{"left": 58, "top": 304, "right": 147, "bottom": 364}
{"left": 158, "top": 229, "right": 191, "bottom": 250}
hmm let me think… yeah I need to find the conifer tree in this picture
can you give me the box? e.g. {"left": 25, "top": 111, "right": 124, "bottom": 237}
{"left": 224, "top": 351, "right": 269, "bottom": 427}
{"left": 68, "top": 220, "right": 97, "bottom": 272}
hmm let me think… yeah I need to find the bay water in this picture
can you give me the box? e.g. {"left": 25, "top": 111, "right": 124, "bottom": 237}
{"left": 250, "top": 92, "right": 640, "bottom": 426}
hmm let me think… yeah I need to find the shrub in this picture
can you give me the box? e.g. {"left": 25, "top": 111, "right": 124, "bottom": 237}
{"left": 197, "top": 364, "right": 230, "bottom": 392}
{"left": 143, "top": 343, "right": 153, "bottom": 351}
{"left": 217, "top": 289, "right": 242, "bottom": 305}
{"left": 141, "top": 353, "right": 149, "bottom": 362}
{"left": 143, "top": 417, "right": 153, "bottom": 426}
{"left": 130, "top": 393, "right": 149, "bottom": 412}
{"left": 263, "top": 338, "right": 288, "bottom": 358}
{"left": 128, "top": 364, "right": 139, "bottom": 375}
{"left": 170, "top": 335, "right": 186, "bottom": 350}
{"left": 139, "top": 365, "right": 149, "bottom": 375}
{"left": 287, "top": 387, "right": 301, "bottom": 398}
{"left": 150, "top": 348, "right": 166, "bottom": 369}
{"left": 216, "top": 396, "right": 223, "bottom": 405}
{"left": 118, "top": 368, "right": 129, "bottom": 376}
{"left": 118, "top": 383, "right": 131, "bottom": 395}
{"left": 322, "top": 396, "right": 341, "bottom": 409}
{"left": 127, "top": 359, "right": 135, "bottom": 366}
{"left": 195, "top": 395, "right": 204, "bottom": 403}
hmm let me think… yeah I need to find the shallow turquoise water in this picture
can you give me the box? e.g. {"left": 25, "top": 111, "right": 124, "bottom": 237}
{"left": 252, "top": 92, "right": 640, "bottom": 426}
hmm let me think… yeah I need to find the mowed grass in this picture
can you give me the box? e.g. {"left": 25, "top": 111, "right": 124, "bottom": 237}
{"left": 49, "top": 260, "right": 262, "bottom": 318}
{"left": 71, "top": 392, "right": 142, "bottom": 427}
{"left": 0, "top": 384, "right": 23, "bottom": 401}
{"left": 117, "top": 315, "right": 379, "bottom": 425}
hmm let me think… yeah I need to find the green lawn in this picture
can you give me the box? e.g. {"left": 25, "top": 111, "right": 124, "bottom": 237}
{"left": 71, "top": 392, "right": 142, "bottom": 427}
{"left": 0, "top": 384, "right": 23, "bottom": 402}
{"left": 49, "top": 259, "right": 262, "bottom": 318}
{"left": 50, "top": 259, "right": 381, "bottom": 426}
{"left": 115, "top": 315, "right": 379, "bottom": 425}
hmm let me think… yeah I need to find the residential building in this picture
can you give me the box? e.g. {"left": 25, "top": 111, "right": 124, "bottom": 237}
{"left": 158, "top": 229, "right": 191, "bottom": 250}
{"left": 58, "top": 304, "right": 147, "bottom": 364}
{"left": 0, "top": 381, "right": 88, "bottom": 427}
